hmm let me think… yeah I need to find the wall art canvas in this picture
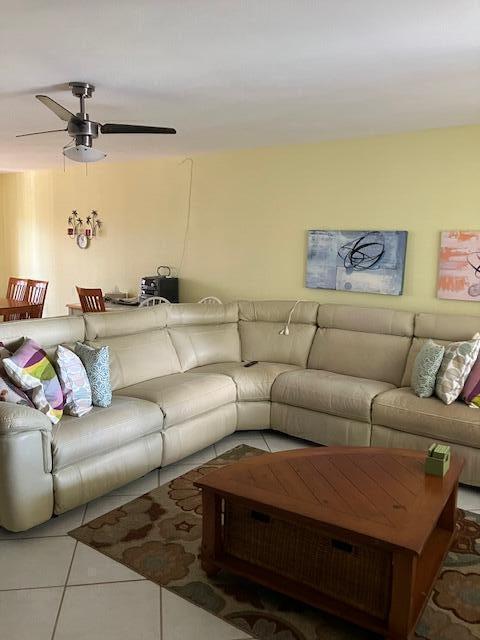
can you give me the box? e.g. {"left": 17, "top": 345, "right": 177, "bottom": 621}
{"left": 306, "top": 230, "right": 408, "bottom": 296}
{"left": 438, "top": 231, "right": 480, "bottom": 301}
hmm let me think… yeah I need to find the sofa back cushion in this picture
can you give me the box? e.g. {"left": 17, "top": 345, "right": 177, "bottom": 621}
{"left": 238, "top": 300, "right": 318, "bottom": 367}
{"left": 0, "top": 316, "right": 85, "bottom": 360}
{"left": 84, "top": 306, "right": 167, "bottom": 340}
{"left": 308, "top": 305, "right": 414, "bottom": 386}
{"left": 168, "top": 324, "right": 241, "bottom": 370}
{"left": 166, "top": 302, "right": 238, "bottom": 326}
{"left": 88, "top": 329, "right": 181, "bottom": 391}
{"left": 165, "top": 302, "right": 241, "bottom": 371}
{"left": 401, "top": 312, "right": 480, "bottom": 387}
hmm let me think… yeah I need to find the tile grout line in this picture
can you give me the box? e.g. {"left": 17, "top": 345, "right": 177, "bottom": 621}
{"left": 49, "top": 503, "right": 86, "bottom": 640}
{"left": 50, "top": 539, "right": 78, "bottom": 640}
{"left": 262, "top": 432, "right": 272, "bottom": 452}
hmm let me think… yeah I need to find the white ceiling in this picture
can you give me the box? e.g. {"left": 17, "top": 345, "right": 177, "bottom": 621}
{"left": 1, "top": 0, "right": 479, "bottom": 171}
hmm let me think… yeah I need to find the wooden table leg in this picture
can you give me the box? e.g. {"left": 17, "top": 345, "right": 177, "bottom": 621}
{"left": 201, "top": 489, "right": 221, "bottom": 577}
{"left": 388, "top": 549, "right": 417, "bottom": 640}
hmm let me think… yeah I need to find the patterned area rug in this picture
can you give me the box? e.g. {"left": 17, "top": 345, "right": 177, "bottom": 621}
{"left": 69, "top": 445, "right": 480, "bottom": 640}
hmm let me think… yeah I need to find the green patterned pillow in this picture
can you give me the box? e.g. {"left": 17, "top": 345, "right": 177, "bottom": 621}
{"left": 412, "top": 340, "right": 445, "bottom": 398}
{"left": 435, "top": 337, "right": 480, "bottom": 405}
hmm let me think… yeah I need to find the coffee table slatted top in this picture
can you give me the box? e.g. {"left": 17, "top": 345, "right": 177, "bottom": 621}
{"left": 195, "top": 447, "right": 464, "bottom": 554}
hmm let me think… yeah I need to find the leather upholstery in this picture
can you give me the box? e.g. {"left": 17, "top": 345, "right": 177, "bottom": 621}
{"left": 167, "top": 302, "right": 238, "bottom": 325}
{"left": 85, "top": 305, "right": 167, "bottom": 339}
{"left": 308, "top": 328, "right": 411, "bottom": 386}
{"left": 271, "top": 403, "right": 371, "bottom": 447}
{"left": 317, "top": 304, "right": 414, "bottom": 336}
{"left": 238, "top": 300, "right": 318, "bottom": 324}
{"left": 0, "top": 315, "right": 84, "bottom": 350}
{"left": 401, "top": 312, "right": 480, "bottom": 386}
{"left": 161, "top": 403, "right": 237, "bottom": 465}
{"left": 168, "top": 324, "right": 241, "bottom": 370}
{"left": 0, "top": 430, "right": 54, "bottom": 531}
{"left": 237, "top": 401, "right": 271, "bottom": 429}
{"left": 240, "top": 322, "right": 316, "bottom": 367}
{"left": 115, "top": 372, "right": 236, "bottom": 427}
{"left": 2, "top": 299, "right": 480, "bottom": 532}
{"left": 0, "top": 401, "right": 52, "bottom": 435}
{"left": 272, "top": 369, "right": 394, "bottom": 422}
{"left": 88, "top": 329, "right": 181, "bottom": 391}
{"left": 415, "top": 312, "right": 480, "bottom": 341}
{"left": 372, "top": 387, "right": 480, "bottom": 449}
{"left": 192, "top": 361, "right": 300, "bottom": 401}
{"left": 52, "top": 396, "right": 163, "bottom": 470}
{"left": 0, "top": 403, "right": 52, "bottom": 472}
{"left": 53, "top": 432, "right": 163, "bottom": 513}
{"left": 371, "top": 425, "right": 480, "bottom": 487}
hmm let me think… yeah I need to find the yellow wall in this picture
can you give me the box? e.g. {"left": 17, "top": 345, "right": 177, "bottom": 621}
{"left": 1, "top": 124, "right": 480, "bottom": 318}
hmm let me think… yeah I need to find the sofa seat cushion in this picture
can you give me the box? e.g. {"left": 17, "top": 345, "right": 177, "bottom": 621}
{"left": 192, "top": 362, "right": 300, "bottom": 401}
{"left": 52, "top": 396, "right": 163, "bottom": 470}
{"left": 372, "top": 387, "right": 480, "bottom": 449}
{"left": 114, "top": 372, "right": 236, "bottom": 428}
{"left": 272, "top": 369, "right": 394, "bottom": 423}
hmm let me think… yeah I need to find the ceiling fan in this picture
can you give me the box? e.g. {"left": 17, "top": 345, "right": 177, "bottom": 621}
{"left": 16, "top": 82, "right": 176, "bottom": 163}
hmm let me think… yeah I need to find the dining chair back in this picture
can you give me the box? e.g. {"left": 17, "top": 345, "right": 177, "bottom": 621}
{"left": 4, "top": 277, "right": 29, "bottom": 321}
{"left": 76, "top": 287, "right": 106, "bottom": 313}
{"left": 198, "top": 296, "right": 223, "bottom": 304}
{"left": 7, "top": 277, "right": 28, "bottom": 302}
{"left": 26, "top": 279, "right": 49, "bottom": 318}
{"left": 138, "top": 296, "right": 171, "bottom": 307}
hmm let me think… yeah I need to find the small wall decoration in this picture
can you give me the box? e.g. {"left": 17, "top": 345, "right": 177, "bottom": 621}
{"left": 438, "top": 231, "right": 480, "bottom": 301}
{"left": 67, "top": 210, "right": 103, "bottom": 249}
{"left": 306, "top": 230, "right": 408, "bottom": 296}
{"left": 67, "top": 210, "right": 83, "bottom": 237}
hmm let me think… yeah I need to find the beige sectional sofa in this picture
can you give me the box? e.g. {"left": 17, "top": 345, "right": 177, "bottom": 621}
{"left": 0, "top": 300, "right": 479, "bottom": 532}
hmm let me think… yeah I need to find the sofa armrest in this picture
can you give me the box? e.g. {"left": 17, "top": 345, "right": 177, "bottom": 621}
{"left": 0, "top": 404, "right": 54, "bottom": 532}
{"left": 0, "top": 403, "right": 52, "bottom": 435}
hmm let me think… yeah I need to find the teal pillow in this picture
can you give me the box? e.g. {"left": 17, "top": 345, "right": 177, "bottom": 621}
{"left": 412, "top": 340, "right": 445, "bottom": 398}
{"left": 75, "top": 342, "right": 111, "bottom": 407}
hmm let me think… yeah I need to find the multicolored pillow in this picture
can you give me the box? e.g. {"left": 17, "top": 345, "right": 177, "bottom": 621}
{"left": 0, "top": 342, "right": 34, "bottom": 407}
{"left": 411, "top": 340, "right": 445, "bottom": 398}
{"left": 462, "top": 354, "right": 480, "bottom": 408}
{"left": 75, "top": 342, "right": 111, "bottom": 407}
{"left": 3, "top": 339, "right": 63, "bottom": 423}
{"left": 54, "top": 345, "right": 92, "bottom": 417}
{"left": 435, "top": 337, "right": 480, "bottom": 405}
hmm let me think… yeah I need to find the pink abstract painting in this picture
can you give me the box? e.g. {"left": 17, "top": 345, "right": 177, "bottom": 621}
{"left": 438, "top": 231, "right": 480, "bottom": 301}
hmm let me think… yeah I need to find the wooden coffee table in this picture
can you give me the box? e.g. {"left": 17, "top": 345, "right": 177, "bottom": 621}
{"left": 195, "top": 447, "right": 463, "bottom": 640}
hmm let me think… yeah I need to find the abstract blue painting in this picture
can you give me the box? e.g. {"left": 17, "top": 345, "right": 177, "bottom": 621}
{"left": 306, "top": 230, "right": 408, "bottom": 295}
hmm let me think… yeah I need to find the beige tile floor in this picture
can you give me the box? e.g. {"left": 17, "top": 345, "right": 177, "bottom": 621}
{"left": 0, "top": 430, "right": 479, "bottom": 640}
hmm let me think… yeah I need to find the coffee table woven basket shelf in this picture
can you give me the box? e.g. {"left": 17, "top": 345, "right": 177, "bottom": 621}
{"left": 195, "top": 447, "right": 463, "bottom": 640}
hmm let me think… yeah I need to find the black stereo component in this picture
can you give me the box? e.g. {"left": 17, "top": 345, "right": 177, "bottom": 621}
{"left": 140, "top": 276, "right": 179, "bottom": 303}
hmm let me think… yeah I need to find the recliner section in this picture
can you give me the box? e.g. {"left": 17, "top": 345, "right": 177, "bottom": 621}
{"left": 115, "top": 372, "right": 236, "bottom": 427}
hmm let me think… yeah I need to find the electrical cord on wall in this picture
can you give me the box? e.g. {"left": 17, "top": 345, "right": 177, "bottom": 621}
{"left": 279, "top": 300, "right": 310, "bottom": 335}
{"left": 178, "top": 157, "right": 194, "bottom": 277}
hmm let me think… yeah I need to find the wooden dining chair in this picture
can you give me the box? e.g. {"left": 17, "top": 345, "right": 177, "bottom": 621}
{"left": 6, "top": 277, "right": 28, "bottom": 302}
{"left": 4, "top": 277, "right": 28, "bottom": 321}
{"left": 26, "top": 279, "right": 49, "bottom": 318}
{"left": 76, "top": 287, "right": 106, "bottom": 313}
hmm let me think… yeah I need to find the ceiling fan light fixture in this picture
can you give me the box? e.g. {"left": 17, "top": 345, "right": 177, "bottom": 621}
{"left": 63, "top": 144, "right": 106, "bottom": 163}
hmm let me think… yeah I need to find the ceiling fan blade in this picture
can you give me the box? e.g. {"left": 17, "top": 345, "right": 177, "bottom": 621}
{"left": 36, "top": 95, "right": 75, "bottom": 122}
{"left": 16, "top": 128, "right": 67, "bottom": 138}
{"left": 100, "top": 123, "right": 176, "bottom": 134}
